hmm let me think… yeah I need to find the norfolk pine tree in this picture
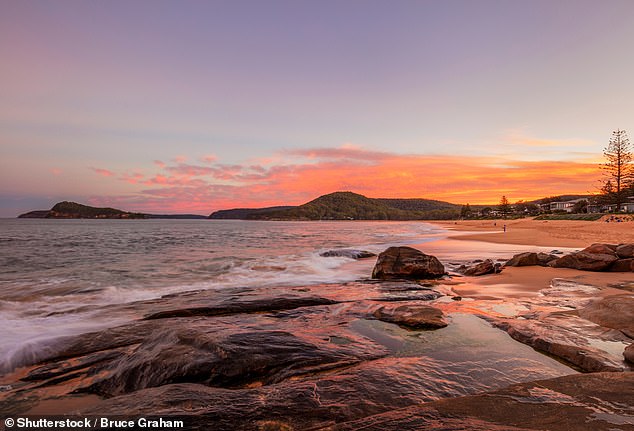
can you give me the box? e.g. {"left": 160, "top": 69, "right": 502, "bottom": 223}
{"left": 601, "top": 129, "right": 634, "bottom": 210}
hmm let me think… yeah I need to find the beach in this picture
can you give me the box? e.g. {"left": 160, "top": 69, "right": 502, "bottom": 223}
{"left": 434, "top": 217, "right": 634, "bottom": 247}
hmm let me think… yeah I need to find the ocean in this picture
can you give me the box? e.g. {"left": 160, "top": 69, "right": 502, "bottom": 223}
{"left": 0, "top": 219, "right": 449, "bottom": 373}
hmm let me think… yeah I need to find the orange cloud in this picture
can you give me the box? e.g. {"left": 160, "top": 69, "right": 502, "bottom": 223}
{"left": 92, "top": 146, "right": 603, "bottom": 213}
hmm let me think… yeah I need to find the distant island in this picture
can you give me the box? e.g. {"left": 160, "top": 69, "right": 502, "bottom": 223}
{"left": 18, "top": 201, "right": 207, "bottom": 219}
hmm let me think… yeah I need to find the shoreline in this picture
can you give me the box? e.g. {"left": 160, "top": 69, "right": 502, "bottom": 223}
{"left": 428, "top": 217, "right": 634, "bottom": 248}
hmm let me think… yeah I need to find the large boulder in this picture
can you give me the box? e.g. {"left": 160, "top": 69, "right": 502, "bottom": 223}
{"left": 461, "top": 259, "right": 499, "bottom": 276}
{"left": 616, "top": 243, "right": 634, "bottom": 259}
{"left": 609, "top": 258, "right": 634, "bottom": 272}
{"left": 548, "top": 251, "right": 618, "bottom": 271}
{"left": 581, "top": 243, "right": 617, "bottom": 255}
{"left": 371, "top": 247, "right": 445, "bottom": 280}
{"left": 373, "top": 305, "right": 448, "bottom": 329}
{"left": 505, "top": 252, "right": 557, "bottom": 267}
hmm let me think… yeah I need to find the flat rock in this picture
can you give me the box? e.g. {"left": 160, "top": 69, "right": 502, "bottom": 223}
{"left": 332, "top": 372, "right": 634, "bottom": 431}
{"left": 373, "top": 305, "right": 447, "bottom": 329}
{"left": 144, "top": 296, "right": 338, "bottom": 320}
{"left": 80, "top": 325, "right": 385, "bottom": 397}
{"left": 493, "top": 315, "right": 628, "bottom": 372}
{"left": 372, "top": 247, "right": 445, "bottom": 280}
{"left": 578, "top": 295, "right": 634, "bottom": 337}
{"left": 549, "top": 251, "right": 619, "bottom": 271}
{"left": 320, "top": 249, "right": 376, "bottom": 259}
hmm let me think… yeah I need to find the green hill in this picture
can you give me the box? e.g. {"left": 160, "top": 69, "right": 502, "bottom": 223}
{"left": 211, "top": 192, "right": 460, "bottom": 220}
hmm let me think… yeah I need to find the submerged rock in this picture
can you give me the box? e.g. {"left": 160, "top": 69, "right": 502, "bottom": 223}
{"left": 373, "top": 305, "right": 448, "bottom": 329}
{"left": 320, "top": 249, "right": 376, "bottom": 259}
{"left": 371, "top": 247, "right": 445, "bottom": 280}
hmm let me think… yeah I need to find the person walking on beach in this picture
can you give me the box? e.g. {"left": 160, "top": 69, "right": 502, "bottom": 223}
{"left": 503, "top": 224, "right": 506, "bottom": 233}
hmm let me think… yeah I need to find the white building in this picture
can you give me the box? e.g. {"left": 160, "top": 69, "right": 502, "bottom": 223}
{"left": 549, "top": 198, "right": 585, "bottom": 213}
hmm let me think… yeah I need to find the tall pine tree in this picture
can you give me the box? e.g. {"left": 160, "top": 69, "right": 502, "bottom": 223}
{"left": 601, "top": 129, "right": 633, "bottom": 210}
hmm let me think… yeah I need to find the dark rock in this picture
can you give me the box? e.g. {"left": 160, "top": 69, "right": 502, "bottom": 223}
{"left": 578, "top": 295, "right": 634, "bottom": 337}
{"left": 462, "top": 259, "right": 497, "bottom": 276}
{"left": 548, "top": 251, "right": 619, "bottom": 271}
{"left": 616, "top": 243, "right": 634, "bottom": 259}
{"left": 23, "top": 350, "right": 125, "bottom": 382}
{"left": 320, "top": 249, "right": 376, "bottom": 259}
{"left": 625, "top": 344, "right": 634, "bottom": 364}
{"left": 333, "top": 372, "right": 634, "bottom": 431}
{"left": 144, "top": 296, "right": 338, "bottom": 320}
{"left": 581, "top": 243, "right": 618, "bottom": 255}
{"left": 505, "top": 252, "right": 557, "bottom": 267}
{"left": 609, "top": 258, "right": 634, "bottom": 272}
{"left": 371, "top": 247, "right": 445, "bottom": 280}
{"left": 373, "top": 305, "right": 448, "bottom": 329}
{"left": 82, "top": 327, "right": 384, "bottom": 397}
{"left": 550, "top": 249, "right": 564, "bottom": 255}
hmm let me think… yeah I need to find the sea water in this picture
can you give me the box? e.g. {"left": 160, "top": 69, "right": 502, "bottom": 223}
{"left": 0, "top": 219, "right": 447, "bottom": 373}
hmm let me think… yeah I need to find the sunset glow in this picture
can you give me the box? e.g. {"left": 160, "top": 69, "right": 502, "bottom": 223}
{"left": 1, "top": 1, "right": 633, "bottom": 216}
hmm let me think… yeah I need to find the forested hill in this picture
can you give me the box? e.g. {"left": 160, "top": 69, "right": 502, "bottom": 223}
{"left": 18, "top": 201, "right": 206, "bottom": 219}
{"left": 209, "top": 192, "right": 461, "bottom": 220}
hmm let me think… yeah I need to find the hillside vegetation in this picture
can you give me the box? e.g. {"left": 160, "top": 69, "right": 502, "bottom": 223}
{"left": 209, "top": 192, "right": 461, "bottom": 220}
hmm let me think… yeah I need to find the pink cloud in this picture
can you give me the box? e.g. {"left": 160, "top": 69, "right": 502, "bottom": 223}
{"left": 201, "top": 154, "right": 217, "bottom": 163}
{"left": 91, "top": 167, "right": 115, "bottom": 177}
{"left": 120, "top": 172, "right": 145, "bottom": 184}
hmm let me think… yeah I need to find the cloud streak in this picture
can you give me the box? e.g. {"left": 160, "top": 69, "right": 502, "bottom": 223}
{"left": 87, "top": 144, "right": 602, "bottom": 214}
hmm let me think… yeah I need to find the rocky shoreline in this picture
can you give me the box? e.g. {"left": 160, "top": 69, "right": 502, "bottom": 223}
{"left": 1, "top": 246, "right": 632, "bottom": 430}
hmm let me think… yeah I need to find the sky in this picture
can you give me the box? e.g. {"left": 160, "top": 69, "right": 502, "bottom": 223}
{"left": 2, "top": 0, "right": 633, "bottom": 216}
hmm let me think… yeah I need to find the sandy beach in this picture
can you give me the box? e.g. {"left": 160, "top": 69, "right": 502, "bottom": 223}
{"left": 434, "top": 217, "right": 634, "bottom": 248}
{"left": 423, "top": 217, "right": 634, "bottom": 301}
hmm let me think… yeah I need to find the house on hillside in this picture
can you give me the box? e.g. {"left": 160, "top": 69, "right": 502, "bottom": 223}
{"left": 547, "top": 198, "right": 585, "bottom": 213}
{"left": 587, "top": 197, "right": 634, "bottom": 213}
